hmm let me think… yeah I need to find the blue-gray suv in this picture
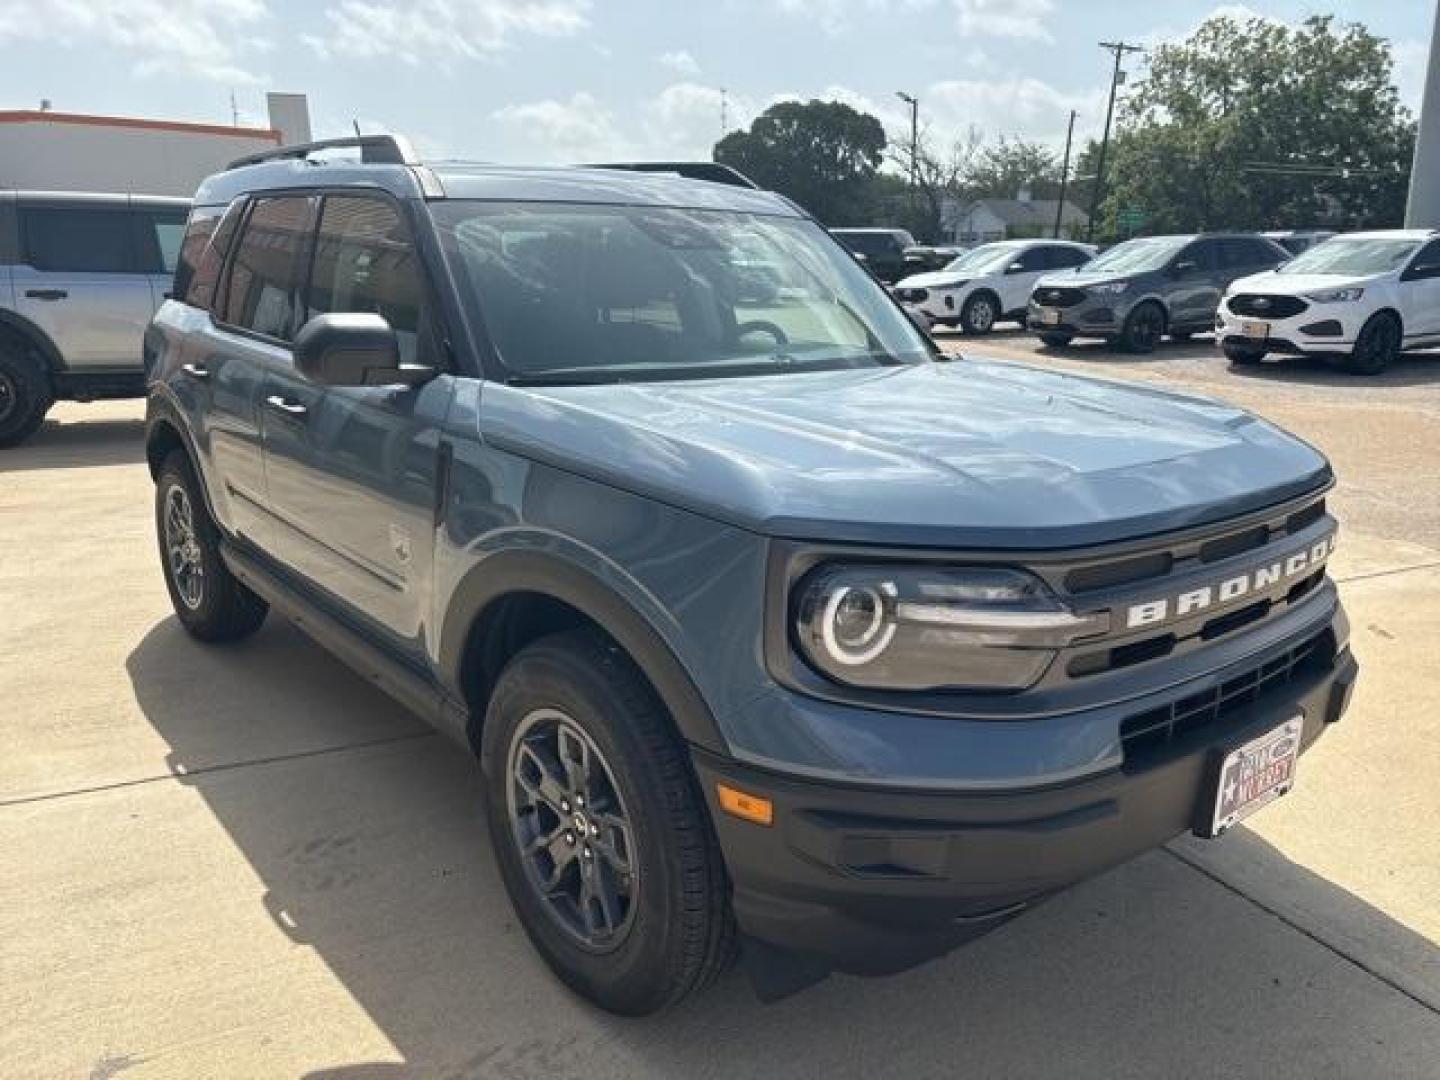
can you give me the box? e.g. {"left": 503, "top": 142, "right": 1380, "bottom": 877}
{"left": 145, "top": 136, "right": 1358, "bottom": 1015}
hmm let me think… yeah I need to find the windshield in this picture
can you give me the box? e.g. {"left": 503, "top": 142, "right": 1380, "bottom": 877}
{"left": 943, "top": 243, "right": 1025, "bottom": 275}
{"left": 1085, "top": 236, "right": 1190, "bottom": 274}
{"left": 1280, "top": 237, "right": 1420, "bottom": 277}
{"left": 435, "top": 202, "right": 932, "bottom": 384}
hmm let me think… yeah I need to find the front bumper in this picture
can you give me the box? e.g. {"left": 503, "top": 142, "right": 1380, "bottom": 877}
{"left": 1215, "top": 300, "right": 1362, "bottom": 355}
{"left": 894, "top": 286, "right": 965, "bottom": 323}
{"left": 1026, "top": 295, "right": 1127, "bottom": 337}
{"left": 696, "top": 614, "right": 1357, "bottom": 977}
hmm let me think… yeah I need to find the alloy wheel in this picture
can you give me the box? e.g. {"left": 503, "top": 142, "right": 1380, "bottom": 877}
{"left": 506, "top": 708, "right": 638, "bottom": 952}
{"left": 968, "top": 297, "right": 995, "bottom": 332}
{"left": 163, "top": 484, "right": 205, "bottom": 610}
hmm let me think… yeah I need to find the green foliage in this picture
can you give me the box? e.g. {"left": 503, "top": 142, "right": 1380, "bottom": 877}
{"left": 713, "top": 100, "right": 888, "bottom": 225}
{"left": 1096, "top": 14, "right": 1415, "bottom": 239}
{"left": 965, "top": 138, "right": 1063, "bottom": 200}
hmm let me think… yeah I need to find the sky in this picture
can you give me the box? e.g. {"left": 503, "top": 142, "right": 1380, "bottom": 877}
{"left": 0, "top": 0, "right": 1431, "bottom": 165}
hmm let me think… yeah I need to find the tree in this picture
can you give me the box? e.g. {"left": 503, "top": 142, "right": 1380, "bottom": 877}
{"left": 713, "top": 100, "right": 887, "bottom": 225}
{"left": 964, "top": 137, "right": 1063, "bottom": 201}
{"left": 884, "top": 124, "right": 984, "bottom": 242}
{"left": 1095, "top": 14, "right": 1414, "bottom": 239}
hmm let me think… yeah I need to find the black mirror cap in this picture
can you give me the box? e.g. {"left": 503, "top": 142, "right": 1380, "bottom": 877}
{"left": 293, "top": 313, "right": 430, "bottom": 388}
{"left": 1171, "top": 259, "right": 1197, "bottom": 277}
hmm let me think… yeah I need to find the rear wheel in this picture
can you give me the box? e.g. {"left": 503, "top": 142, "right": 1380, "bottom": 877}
{"left": 1118, "top": 302, "right": 1165, "bottom": 353}
{"left": 959, "top": 292, "right": 998, "bottom": 335}
{"left": 1038, "top": 331, "right": 1073, "bottom": 348}
{"left": 1343, "top": 312, "right": 1401, "bottom": 375}
{"left": 481, "top": 629, "right": 735, "bottom": 1015}
{"left": 155, "top": 450, "right": 268, "bottom": 641}
{"left": 1224, "top": 344, "right": 1266, "bottom": 366}
{"left": 0, "top": 345, "right": 53, "bottom": 448}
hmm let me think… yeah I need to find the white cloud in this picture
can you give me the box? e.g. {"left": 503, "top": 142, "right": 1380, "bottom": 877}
{"left": 0, "top": 0, "right": 270, "bottom": 84}
{"left": 950, "top": 0, "right": 1054, "bottom": 42}
{"left": 657, "top": 49, "right": 700, "bottom": 76}
{"left": 308, "top": 0, "right": 590, "bottom": 63}
{"left": 492, "top": 92, "right": 628, "bottom": 161}
{"left": 924, "top": 76, "right": 1103, "bottom": 145}
{"left": 1392, "top": 38, "right": 1428, "bottom": 114}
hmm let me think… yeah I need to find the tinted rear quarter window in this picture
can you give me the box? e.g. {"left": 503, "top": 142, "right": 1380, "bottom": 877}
{"left": 181, "top": 201, "right": 244, "bottom": 310}
{"left": 219, "top": 196, "right": 314, "bottom": 341}
{"left": 21, "top": 206, "right": 133, "bottom": 273}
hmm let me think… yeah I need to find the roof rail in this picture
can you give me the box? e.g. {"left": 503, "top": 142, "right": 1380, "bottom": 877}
{"left": 582, "top": 161, "right": 760, "bottom": 190}
{"left": 228, "top": 134, "right": 421, "bottom": 171}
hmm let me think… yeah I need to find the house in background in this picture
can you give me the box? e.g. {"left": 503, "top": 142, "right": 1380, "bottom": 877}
{"left": 942, "top": 191, "right": 1091, "bottom": 244}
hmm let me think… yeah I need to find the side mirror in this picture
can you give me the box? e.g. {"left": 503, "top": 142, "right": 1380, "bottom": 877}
{"left": 293, "top": 313, "right": 430, "bottom": 388}
{"left": 1171, "top": 259, "right": 1198, "bottom": 278}
{"left": 1403, "top": 262, "right": 1440, "bottom": 282}
{"left": 1005, "top": 261, "right": 1027, "bottom": 275}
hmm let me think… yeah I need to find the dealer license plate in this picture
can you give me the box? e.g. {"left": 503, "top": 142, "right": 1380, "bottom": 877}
{"left": 1206, "top": 715, "right": 1302, "bottom": 837}
{"left": 1241, "top": 319, "right": 1269, "bottom": 340}
{"left": 1040, "top": 308, "right": 1062, "bottom": 325}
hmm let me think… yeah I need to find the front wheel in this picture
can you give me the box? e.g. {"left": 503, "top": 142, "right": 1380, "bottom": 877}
{"left": 155, "top": 451, "right": 268, "bottom": 641}
{"left": 959, "top": 293, "right": 998, "bottom": 335}
{"left": 0, "top": 346, "right": 53, "bottom": 448}
{"left": 1118, "top": 302, "right": 1165, "bottom": 353}
{"left": 1344, "top": 312, "right": 1401, "bottom": 375}
{"left": 481, "top": 629, "right": 735, "bottom": 1015}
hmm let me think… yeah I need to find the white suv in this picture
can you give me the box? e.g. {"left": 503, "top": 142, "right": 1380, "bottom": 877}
{"left": 1218, "top": 229, "right": 1440, "bottom": 374}
{"left": 893, "top": 239, "right": 1094, "bottom": 334}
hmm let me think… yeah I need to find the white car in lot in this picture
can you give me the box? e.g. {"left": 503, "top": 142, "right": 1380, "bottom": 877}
{"left": 1218, "top": 229, "right": 1440, "bottom": 374}
{"left": 892, "top": 239, "right": 1095, "bottom": 334}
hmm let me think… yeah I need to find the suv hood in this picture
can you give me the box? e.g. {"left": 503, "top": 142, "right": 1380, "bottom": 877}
{"left": 1036, "top": 269, "right": 1139, "bottom": 289}
{"left": 481, "top": 360, "right": 1331, "bottom": 549}
{"left": 1230, "top": 269, "right": 1381, "bottom": 294}
{"left": 895, "top": 270, "right": 970, "bottom": 289}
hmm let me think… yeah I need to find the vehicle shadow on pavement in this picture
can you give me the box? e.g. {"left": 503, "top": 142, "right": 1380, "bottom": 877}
{"left": 125, "top": 619, "right": 1440, "bottom": 1079}
{"left": 0, "top": 416, "right": 145, "bottom": 473}
{"left": 1223, "top": 352, "right": 1440, "bottom": 389}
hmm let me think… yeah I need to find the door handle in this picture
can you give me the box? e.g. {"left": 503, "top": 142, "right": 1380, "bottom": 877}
{"left": 265, "top": 394, "right": 308, "bottom": 417}
{"left": 181, "top": 362, "right": 210, "bottom": 380}
{"left": 24, "top": 289, "right": 68, "bottom": 301}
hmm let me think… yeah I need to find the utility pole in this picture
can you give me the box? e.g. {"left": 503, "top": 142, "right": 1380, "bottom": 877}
{"left": 720, "top": 87, "right": 728, "bottom": 136}
{"left": 230, "top": 90, "right": 239, "bottom": 127}
{"left": 1088, "top": 40, "right": 1143, "bottom": 241}
{"left": 895, "top": 91, "right": 919, "bottom": 189}
{"left": 1406, "top": 0, "right": 1440, "bottom": 226}
{"left": 1054, "top": 109, "right": 1077, "bottom": 238}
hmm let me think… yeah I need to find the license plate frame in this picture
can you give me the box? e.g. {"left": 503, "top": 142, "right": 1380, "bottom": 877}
{"left": 1196, "top": 715, "right": 1303, "bottom": 838}
{"left": 1040, "top": 307, "right": 1062, "bottom": 326}
{"left": 1241, "top": 319, "right": 1269, "bottom": 340}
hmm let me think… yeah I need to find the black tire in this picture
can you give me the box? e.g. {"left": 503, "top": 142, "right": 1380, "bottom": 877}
{"left": 1118, "top": 302, "right": 1166, "bottom": 353}
{"left": 0, "top": 343, "right": 53, "bottom": 448}
{"left": 1169, "top": 329, "right": 1195, "bottom": 342}
{"left": 1038, "top": 331, "right": 1074, "bottom": 348}
{"left": 959, "top": 292, "right": 999, "bottom": 335}
{"left": 1344, "top": 312, "right": 1401, "bottom": 375}
{"left": 1224, "top": 344, "right": 1266, "bottom": 366}
{"left": 481, "top": 629, "right": 735, "bottom": 1015}
{"left": 155, "top": 450, "right": 268, "bottom": 642}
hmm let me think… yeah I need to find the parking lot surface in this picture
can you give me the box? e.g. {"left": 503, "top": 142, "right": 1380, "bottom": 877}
{"left": 4, "top": 336, "right": 1440, "bottom": 1077}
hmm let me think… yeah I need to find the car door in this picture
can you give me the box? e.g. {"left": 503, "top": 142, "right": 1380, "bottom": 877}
{"left": 132, "top": 203, "right": 189, "bottom": 314}
{"left": 260, "top": 193, "right": 453, "bottom": 659}
{"left": 11, "top": 198, "right": 155, "bottom": 372}
{"left": 999, "top": 245, "right": 1048, "bottom": 311}
{"left": 1166, "top": 239, "right": 1222, "bottom": 329}
{"left": 1399, "top": 239, "right": 1440, "bottom": 342}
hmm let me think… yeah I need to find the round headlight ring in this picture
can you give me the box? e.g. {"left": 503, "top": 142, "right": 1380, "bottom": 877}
{"left": 820, "top": 584, "right": 897, "bottom": 666}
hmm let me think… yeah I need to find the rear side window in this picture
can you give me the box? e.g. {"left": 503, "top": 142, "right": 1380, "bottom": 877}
{"left": 219, "top": 196, "right": 314, "bottom": 341}
{"left": 134, "top": 208, "right": 187, "bottom": 275}
{"left": 180, "top": 202, "right": 243, "bottom": 310}
{"left": 20, "top": 206, "right": 133, "bottom": 273}
{"left": 307, "top": 196, "right": 426, "bottom": 363}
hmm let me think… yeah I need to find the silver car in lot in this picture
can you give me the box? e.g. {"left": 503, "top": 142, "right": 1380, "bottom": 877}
{"left": 0, "top": 191, "right": 188, "bottom": 445}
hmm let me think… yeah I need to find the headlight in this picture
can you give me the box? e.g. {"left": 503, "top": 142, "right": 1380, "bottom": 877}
{"left": 792, "top": 565, "right": 1108, "bottom": 692}
{"left": 935, "top": 279, "right": 968, "bottom": 291}
{"left": 1304, "top": 287, "right": 1364, "bottom": 303}
{"left": 1092, "top": 280, "right": 1130, "bottom": 295}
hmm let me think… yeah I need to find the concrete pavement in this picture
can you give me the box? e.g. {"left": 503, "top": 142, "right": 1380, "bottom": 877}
{"left": 3, "top": 360, "right": 1439, "bottom": 1077}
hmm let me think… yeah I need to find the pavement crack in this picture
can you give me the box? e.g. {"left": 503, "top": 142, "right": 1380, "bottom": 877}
{"left": 1164, "top": 845, "right": 1440, "bottom": 1019}
{"left": 1334, "top": 559, "right": 1440, "bottom": 585}
{"left": 0, "top": 730, "right": 439, "bottom": 808}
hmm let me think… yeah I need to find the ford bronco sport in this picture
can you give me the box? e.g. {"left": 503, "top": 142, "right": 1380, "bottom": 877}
{"left": 145, "top": 136, "right": 1357, "bottom": 1015}
{"left": 0, "top": 191, "right": 188, "bottom": 446}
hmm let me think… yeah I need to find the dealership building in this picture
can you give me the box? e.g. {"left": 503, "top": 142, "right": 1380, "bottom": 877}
{"left": 0, "top": 93, "right": 312, "bottom": 197}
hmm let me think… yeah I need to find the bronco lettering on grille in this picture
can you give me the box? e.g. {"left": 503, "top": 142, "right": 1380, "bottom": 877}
{"left": 1125, "top": 533, "right": 1336, "bottom": 630}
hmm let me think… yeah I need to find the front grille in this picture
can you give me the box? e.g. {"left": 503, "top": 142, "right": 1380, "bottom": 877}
{"left": 1230, "top": 293, "right": 1308, "bottom": 319}
{"left": 1119, "top": 630, "right": 1331, "bottom": 764}
{"left": 896, "top": 287, "right": 929, "bottom": 303}
{"left": 1035, "top": 286, "right": 1086, "bottom": 308}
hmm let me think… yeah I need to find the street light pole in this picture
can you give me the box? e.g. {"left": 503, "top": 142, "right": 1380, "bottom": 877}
{"left": 1406, "top": 0, "right": 1440, "bottom": 226}
{"left": 895, "top": 91, "right": 919, "bottom": 190}
{"left": 1088, "top": 40, "right": 1143, "bottom": 242}
{"left": 1054, "top": 109, "right": 1077, "bottom": 238}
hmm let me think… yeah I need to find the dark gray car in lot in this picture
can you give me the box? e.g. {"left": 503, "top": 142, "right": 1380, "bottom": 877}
{"left": 144, "top": 136, "right": 1357, "bottom": 1015}
{"left": 1028, "top": 233, "right": 1290, "bottom": 352}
